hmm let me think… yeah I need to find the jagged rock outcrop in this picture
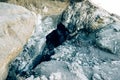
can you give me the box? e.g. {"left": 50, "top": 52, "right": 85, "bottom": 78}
{"left": 61, "top": 0, "right": 120, "bottom": 35}
{"left": 7, "top": 0, "right": 120, "bottom": 80}
{"left": 61, "top": 0, "right": 120, "bottom": 55}
{"left": 0, "top": 3, "right": 36, "bottom": 80}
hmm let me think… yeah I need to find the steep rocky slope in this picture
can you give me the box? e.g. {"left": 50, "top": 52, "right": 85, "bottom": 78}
{"left": 6, "top": 0, "right": 120, "bottom": 80}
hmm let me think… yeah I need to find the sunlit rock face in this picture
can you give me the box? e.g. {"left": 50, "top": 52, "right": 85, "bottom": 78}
{"left": 7, "top": 0, "right": 120, "bottom": 80}
{"left": 0, "top": 3, "right": 36, "bottom": 80}
{"left": 61, "top": 0, "right": 120, "bottom": 36}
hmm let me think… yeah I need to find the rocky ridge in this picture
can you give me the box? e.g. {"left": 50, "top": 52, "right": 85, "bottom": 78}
{"left": 6, "top": 0, "right": 120, "bottom": 80}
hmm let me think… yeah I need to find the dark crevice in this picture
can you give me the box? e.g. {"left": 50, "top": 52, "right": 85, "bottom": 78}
{"left": 6, "top": 22, "right": 70, "bottom": 79}
{"left": 46, "top": 23, "right": 70, "bottom": 47}
{"left": 32, "top": 22, "right": 70, "bottom": 68}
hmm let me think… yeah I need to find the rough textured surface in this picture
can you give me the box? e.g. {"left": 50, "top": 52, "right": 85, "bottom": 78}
{"left": 0, "top": 3, "right": 36, "bottom": 80}
{"left": 6, "top": 15, "right": 61, "bottom": 80}
{"left": 7, "top": 0, "right": 120, "bottom": 80}
{"left": 96, "top": 22, "right": 120, "bottom": 55}
{"left": 51, "top": 30, "right": 120, "bottom": 80}
{"left": 61, "top": 0, "right": 120, "bottom": 35}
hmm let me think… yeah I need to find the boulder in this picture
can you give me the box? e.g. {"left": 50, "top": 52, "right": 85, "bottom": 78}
{"left": 61, "top": 0, "right": 120, "bottom": 35}
{"left": 0, "top": 3, "right": 36, "bottom": 80}
{"left": 96, "top": 23, "right": 120, "bottom": 55}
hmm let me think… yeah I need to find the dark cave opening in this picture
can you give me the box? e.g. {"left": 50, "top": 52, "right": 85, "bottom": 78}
{"left": 28, "top": 22, "right": 70, "bottom": 71}
{"left": 6, "top": 22, "right": 70, "bottom": 80}
{"left": 46, "top": 22, "right": 69, "bottom": 50}
{"left": 31, "top": 22, "right": 70, "bottom": 69}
